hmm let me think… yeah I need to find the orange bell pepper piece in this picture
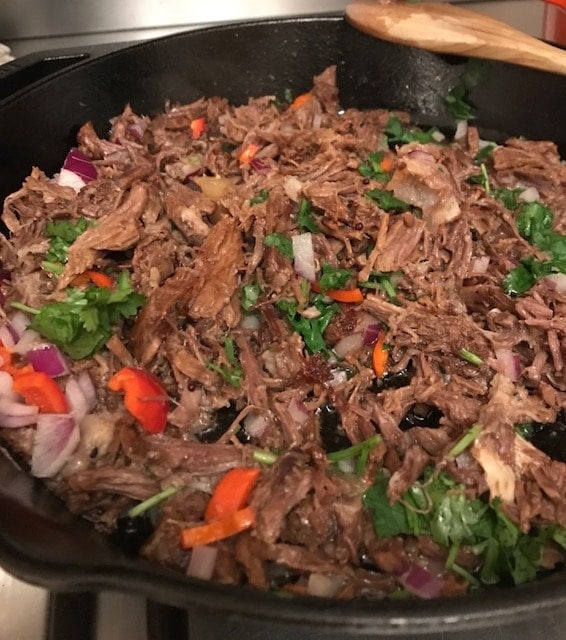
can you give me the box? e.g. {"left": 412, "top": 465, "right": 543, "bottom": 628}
{"left": 190, "top": 117, "right": 206, "bottom": 139}
{"left": 311, "top": 282, "right": 364, "bottom": 303}
{"left": 238, "top": 143, "right": 260, "bottom": 164}
{"left": 204, "top": 467, "right": 261, "bottom": 523}
{"left": 290, "top": 91, "right": 313, "bottom": 110}
{"left": 71, "top": 270, "right": 113, "bottom": 289}
{"left": 12, "top": 371, "right": 69, "bottom": 413}
{"left": 372, "top": 332, "right": 389, "bottom": 378}
{"left": 180, "top": 506, "right": 256, "bottom": 549}
{"left": 107, "top": 367, "right": 169, "bottom": 434}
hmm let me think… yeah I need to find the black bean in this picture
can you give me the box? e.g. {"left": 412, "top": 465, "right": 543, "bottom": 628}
{"left": 370, "top": 360, "right": 416, "bottom": 393}
{"left": 112, "top": 515, "right": 154, "bottom": 556}
{"left": 528, "top": 409, "right": 566, "bottom": 463}
{"left": 318, "top": 403, "right": 352, "bottom": 453}
{"left": 399, "top": 404, "right": 443, "bottom": 431}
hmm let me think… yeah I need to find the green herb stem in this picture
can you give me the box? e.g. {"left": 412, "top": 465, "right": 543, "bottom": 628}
{"left": 253, "top": 449, "right": 279, "bottom": 465}
{"left": 128, "top": 486, "right": 182, "bottom": 518}
{"left": 459, "top": 348, "right": 483, "bottom": 366}
{"left": 10, "top": 301, "right": 40, "bottom": 315}
{"left": 447, "top": 423, "right": 482, "bottom": 458}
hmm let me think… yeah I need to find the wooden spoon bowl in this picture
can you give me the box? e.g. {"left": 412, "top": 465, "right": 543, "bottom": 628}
{"left": 345, "top": 1, "right": 566, "bottom": 75}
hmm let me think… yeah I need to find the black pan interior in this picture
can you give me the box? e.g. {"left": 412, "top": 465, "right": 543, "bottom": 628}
{"left": 0, "top": 14, "right": 565, "bottom": 637}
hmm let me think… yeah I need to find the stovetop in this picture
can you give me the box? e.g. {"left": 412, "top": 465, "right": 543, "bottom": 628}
{"left": 0, "top": 2, "right": 563, "bottom": 639}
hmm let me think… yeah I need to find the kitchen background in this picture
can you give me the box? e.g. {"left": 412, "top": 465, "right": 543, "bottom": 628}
{"left": 0, "top": 1, "right": 561, "bottom": 639}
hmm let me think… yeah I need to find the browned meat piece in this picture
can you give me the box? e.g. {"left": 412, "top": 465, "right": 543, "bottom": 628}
{"left": 163, "top": 181, "right": 216, "bottom": 241}
{"left": 58, "top": 183, "right": 149, "bottom": 288}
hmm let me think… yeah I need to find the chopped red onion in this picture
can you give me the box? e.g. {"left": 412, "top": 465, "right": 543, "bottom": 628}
{"left": 292, "top": 232, "right": 316, "bottom": 282}
{"left": 0, "top": 399, "right": 39, "bottom": 428}
{"left": 329, "top": 369, "right": 348, "bottom": 387}
{"left": 56, "top": 168, "right": 87, "bottom": 192}
{"left": 240, "top": 314, "right": 260, "bottom": 331}
{"left": 395, "top": 561, "right": 444, "bottom": 599}
{"left": 27, "top": 344, "right": 69, "bottom": 378}
{"left": 249, "top": 156, "right": 271, "bottom": 174}
{"left": 454, "top": 120, "right": 468, "bottom": 141}
{"left": 517, "top": 186, "right": 539, "bottom": 203}
{"left": 8, "top": 310, "right": 31, "bottom": 341}
{"left": 243, "top": 413, "right": 268, "bottom": 437}
{"left": 187, "top": 545, "right": 218, "bottom": 580}
{"left": 362, "top": 323, "right": 381, "bottom": 346}
{"left": 283, "top": 176, "right": 303, "bottom": 201}
{"left": 31, "top": 413, "right": 79, "bottom": 478}
{"left": 494, "top": 348, "right": 521, "bottom": 382}
{"left": 333, "top": 332, "right": 364, "bottom": 358}
{"left": 11, "top": 327, "right": 42, "bottom": 355}
{"left": 544, "top": 273, "right": 566, "bottom": 293}
{"left": 62, "top": 148, "right": 98, "bottom": 182}
{"left": 470, "top": 256, "right": 490, "bottom": 274}
{"left": 307, "top": 573, "right": 345, "bottom": 598}
{"left": 126, "top": 122, "right": 147, "bottom": 140}
{"left": 288, "top": 398, "right": 308, "bottom": 425}
{"left": 65, "top": 377, "right": 90, "bottom": 423}
{"left": 76, "top": 370, "right": 97, "bottom": 412}
{"left": 0, "top": 324, "right": 16, "bottom": 348}
{"left": 0, "top": 371, "right": 17, "bottom": 399}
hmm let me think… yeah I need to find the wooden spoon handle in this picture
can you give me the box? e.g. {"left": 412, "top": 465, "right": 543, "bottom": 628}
{"left": 346, "top": 1, "right": 566, "bottom": 75}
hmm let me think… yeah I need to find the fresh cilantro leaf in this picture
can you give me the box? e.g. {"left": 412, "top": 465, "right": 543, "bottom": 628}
{"left": 515, "top": 422, "right": 534, "bottom": 440}
{"left": 318, "top": 264, "right": 353, "bottom": 291}
{"left": 366, "top": 188, "right": 410, "bottom": 212}
{"left": 363, "top": 471, "right": 414, "bottom": 538}
{"left": 516, "top": 202, "right": 554, "bottom": 238}
{"left": 297, "top": 198, "right": 320, "bottom": 233}
{"left": 26, "top": 271, "right": 145, "bottom": 360}
{"left": 385, "top": 115, "right": 440, "bottom": 146}
{"left": 474, "top": 143, "right": 496, "bottom": 164}
{"left": 43, "top": 217, "right": 90, "bottom": 265}
{"left": 467, "top": 163, "right": 491, "bottom": 194}
{"left": 241, "top": 281, "right": 261, "bottom": 311}
{"left": 359, "top": 271, "right": 399, "bottom": 301}
{"left": 250, "top": 189, "right": 269, "bottom": 206}
{"left": 503, "top": 257, "right": 556, "bottom": 296}
{"left": 444, "top": 84, "right": 476, "bottom": 121}
{"left": 264, "top": 233, "right": 294, "bottom": 259}
{"left": 206, "top": 337, "right": 243, "bottom": 388}
{"left": 358, "top": 151, "right": 391, "bottom": 183}
{"left": 492, "top": 187, "right": 525, "bottom": 211}
{"left": 276, "top": 294, "right": 339, "bottom": 354}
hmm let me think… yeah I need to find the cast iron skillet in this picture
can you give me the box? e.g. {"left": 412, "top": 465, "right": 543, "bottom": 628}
{"left": 0, "top": 14, "right": 565, "bottom": 638}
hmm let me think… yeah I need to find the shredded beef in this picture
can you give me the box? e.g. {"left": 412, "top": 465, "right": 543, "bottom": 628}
{"left": 1, "top": 65, "right": 565, "bottom": 602}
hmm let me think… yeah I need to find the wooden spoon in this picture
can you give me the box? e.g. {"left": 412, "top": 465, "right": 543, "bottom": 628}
{"left": 345, "top": 0, "right": 566, "bottom": 75}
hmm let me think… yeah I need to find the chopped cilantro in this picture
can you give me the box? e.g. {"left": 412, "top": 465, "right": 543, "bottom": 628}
{"left": 366, "top": 188, "right": 410, "bottom": 212}
{"left": 359, "top": 271, "right": 399, "bottom": 301}
{"left": 447, "top": 423, "right": 482, "bottom": 458}
{"left": 358, "top": 151, "right": 391, "bottom": 183}
{"left": 42, "top": 217, "right": 91, "bottom": 272}
{"left": 467, "top": 163, "right": 491, "bottom": 194}
{"left": 276, "top": 294, "right": 339, "bottom": 354}
{"left": 503, "top": 202, "right": 566, "bottom": 295}
{"left": 364, "top": 469, "right": 564, "bottom": 588}
{"left": 493, "top": 187, "right": 525, "bottom": 211}
{"left": 515, "top": 422, "right": 534, "bottom": 440}
{"left": 241, "top": 281, "right": 261, "bottom": 311}
{"left": 318, "top": 263, "right": 354, "bottom": 291}
{"left": 385, "top": 115, "right": 440, "bottom": 146}
{"left": 444, "top": 84, "right": 476, "bottom": 121}
{"left": 206, "top": 337, "right": 243, "bottom": 388}
{"left": 250, "top": 189, "right": 269, "bottom": 206}
{"left": 297, "top": 198, "right": 320, "bottom": 233}
{"left": 13, "top": 271, "right": 146, "bottom": 360}
{"left": 474, "top": 143, "right": 496, "bottom": 164}
{"left": 264, "top": 232, "right": 294, "bottom": 259}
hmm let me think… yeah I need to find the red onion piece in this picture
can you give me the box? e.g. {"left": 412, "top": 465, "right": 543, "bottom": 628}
{"left": 11, "top": 327, "right": 42, "bottom": 355}
{"left": 307, "top": 573, "right": 345, "bottom": 598}
{"left": 240, "top": 314, "right": 260, "bottom": 331}
{"left": 8, "top": 310, "right": 31, "bottom": 341}
{"left": 0, "top": 324, "right": 16, "bottom": 348}
{"left": 76, "top": 370, "right": 97, "bottom": 412}
{"left": 65, "top": 377, "right": 90, "bottom": 423}
{"left": 31, "top": 413, "right": 79, "bottom": 478}
{"left": 0, "top": 371, "right": 17, "bottom": 398}
{"left": 288, "top": 398, "right": 308, "bottom": 425}
{"left": 362, "top": 323, "right": 381, "bottom": 346}
{"left": 126, "top": 122, "right": 147, "bottom": 140}
{"left": 56, "top": 168, "right": 87, "bottom": 192}
{"left": 249, "top": 156, "right": 271, "bottom": 174}
{"left": 544, "top": 273, "right": 566, "bottom": 293}
{"left": 0, "top": 399, "right": 39, "bottom": 428}
{"left": 62, "top": 148, "right": 98, "bottom": 182}
{"left": 395, "top": 561, "right": 444, "bottom": 599}
{"left": 292, "top": 232, "right": 316, "bottom": 283}
{"left": 243, "top": 413, "right": 268, "bottom": 438}
{"left": 27, "top": 344, "right": 70, "bottom": 378}
{"left": 517, "top": 186, "right": 539, "bottom": 203}
{"left": 333, "top": 332, "right": 364, "bottom": 358}
{"left": 494, "top": 348, "right": 521, "bottom": 382}
{"left": 187, "top": 545, "right": 218, "bottom": 580}
{"left": 454, "top": 120, "right": 468, "bottom": 141}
